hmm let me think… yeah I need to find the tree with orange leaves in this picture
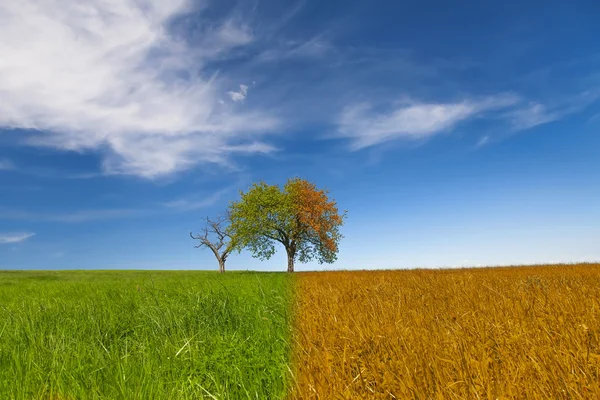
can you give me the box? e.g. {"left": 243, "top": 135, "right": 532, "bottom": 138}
{"left": 228, "top": 178, "right": 346, "bottom": 272}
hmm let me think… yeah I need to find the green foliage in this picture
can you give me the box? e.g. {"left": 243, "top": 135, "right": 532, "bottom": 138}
{"left": 0, "top": 270, "right": 294, "bottom": 399}
{"left": 228, "top": 179, "right": 345, "bottom": 270}
{"left": 228, "top": 182, "right": 295, "bottom": 261}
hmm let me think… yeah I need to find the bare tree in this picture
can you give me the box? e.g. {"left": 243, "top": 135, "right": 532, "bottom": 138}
{"left": 190, "top": 215, "right": 234, "bottom": 273}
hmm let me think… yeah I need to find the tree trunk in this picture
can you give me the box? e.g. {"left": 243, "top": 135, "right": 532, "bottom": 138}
{"left": 287, "top": 250, "right": 295, "bottom": 273}
{"left": 218, "top": 259, "right": 225, "bottom": 273}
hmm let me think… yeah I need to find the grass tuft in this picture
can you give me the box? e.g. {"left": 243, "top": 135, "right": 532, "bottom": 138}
{"left": 0, "top": 270, "right": 294, "bottom": 399}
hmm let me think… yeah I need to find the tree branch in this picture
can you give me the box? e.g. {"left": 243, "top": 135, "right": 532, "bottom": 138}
{"left": 274, "top": 227, "right": 289, "bottom": 245}
{"left": 190, "top": 215, "right": 234, "bottom": 271}
{"left": 265, "top": 232, "right": 287, "bottom": 245}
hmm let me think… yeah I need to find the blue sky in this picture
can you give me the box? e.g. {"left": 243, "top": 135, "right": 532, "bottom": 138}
{"left": 1, "top": 0, "right": 599, "bottom": 270}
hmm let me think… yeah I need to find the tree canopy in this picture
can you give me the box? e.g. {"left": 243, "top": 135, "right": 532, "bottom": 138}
{"left": 228, "top": 177, "right": 345, "bottom": 272}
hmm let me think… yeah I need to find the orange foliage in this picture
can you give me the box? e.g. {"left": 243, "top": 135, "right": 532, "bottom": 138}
{"left": 287, "top": 178, "right": 344, "bottom": 254}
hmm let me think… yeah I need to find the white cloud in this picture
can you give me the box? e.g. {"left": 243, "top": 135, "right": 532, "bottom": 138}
{"left": 0, "top": 159, "right": 15, "bottom": 170}
{"left": 0, "top": 0, "right": 278, "bottom": 178}
{"left": 164, "top": 188, "right": 228, "bottom": 210}
{"left": 508, "top": 89, "right": 600, "bottom": 130}
{"left": 0, "top": 207, "right": 145, "bottom": 223}
{"left": 163, "top": 198, "right": 217, "bottom": 211}
{"left": 337, "top": 95, "right": 517, "bottom": 150}
{"left": 227, "top": 84, "right": 249, "bottom": 102}
{"left": 476, "top": 135, "right": 490, "bottom": 147}
{"left": 0, "top": 183, "right": 241, "bottom": 221}
{"left": 0, "top": 233, "right": 35, "bottom": 244}
{"left": 214, "top": 20, "right": 253, "bottom": 49}
{"left": 508, "top": 103, "right": 561, "bottom": 130}
{"left": 255, "top": 37, "right": 333, "bottom": 63}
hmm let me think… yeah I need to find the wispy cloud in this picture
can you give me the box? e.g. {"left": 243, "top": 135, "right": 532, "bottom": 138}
{"left": 0, "top": 159, "right": 15, "bottom": 171}
{"left": 508, "top": 103, "right": 561, "bottom": 130}
{"left": 507, "top": 89, "right": 600, "bottom": 130}
{"left": 7, "top": 164, "right": 104, "bottom": 180}
{"left": 0, "top": 207, "right": 145, "bottom": 223}
{"left": 336, "top": 95, "right": 518, "bottom": 150}
{"left": 254, "top": 36, "right": 334, "bottom": 63}
{"left": 0, "top": 184, "right": 236, "bottom": 222}
{"left": 211, "top": 19, "right": 253, "bottom": 50}
{"left": 163, "top": 186, "right": 235, "bottom": 211}
{"left": 0, "top": 0, "right": 278, "bottom": 179}
{"left": 0, "top": 233, "right": 35, "bottom": 244}
{"left": 476, "top": 135, "right": 490, "bottom": 147}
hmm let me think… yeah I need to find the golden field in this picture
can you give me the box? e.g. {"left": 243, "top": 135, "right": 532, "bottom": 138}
{"left": 290, "top": 264, "right": 600, "bottom": 399}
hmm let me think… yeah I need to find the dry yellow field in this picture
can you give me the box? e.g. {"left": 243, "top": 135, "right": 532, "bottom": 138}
{"left": 290, "top": 264, "right": 600, "bottom": 399}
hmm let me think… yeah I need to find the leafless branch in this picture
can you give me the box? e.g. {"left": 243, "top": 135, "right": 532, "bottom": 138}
{"left": 190, "top": 214, "right": 234, "bottom": 272}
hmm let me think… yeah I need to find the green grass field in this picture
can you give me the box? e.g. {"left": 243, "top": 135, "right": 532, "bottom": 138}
{"left": 0, "top": 271, "right": 294, "bottom": 399}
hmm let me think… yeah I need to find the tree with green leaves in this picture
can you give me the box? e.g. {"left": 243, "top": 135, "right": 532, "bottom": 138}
{"left": 228, "top": 178, "right": 346, "bottom": 272}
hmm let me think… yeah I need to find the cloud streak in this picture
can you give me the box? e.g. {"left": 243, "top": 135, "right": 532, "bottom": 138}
{"left": 0, "top": 233, "right": 35, "bottom": 244}
{"left": 0, "top": 184, "right": 236, "bottom": 222}
{"left": 336, "top": 95, "right": 518, "bottom": 150}
{"left": 507, "top": 89, "right": 600, "bottom": 130}
{"left": 163, "top": 187, "right": 231, "bottom": 211}
{"left": 508, "top": 103, "right": 562, "bottom": 130}
{"left": 0, "top": 159, "right": 15, "bottom": 171}
{"left": 0, "top": 207, "right": 146, "bottom": 223}
{"left": 0, "top": 0, "right": 279, "bottom": 178}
